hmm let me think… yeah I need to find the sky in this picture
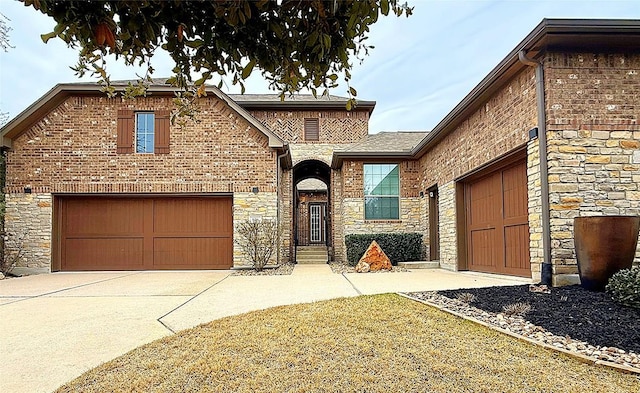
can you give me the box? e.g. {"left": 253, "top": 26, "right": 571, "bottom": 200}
{"left": 1, "top": 0, "right": 640, "bottom": 134}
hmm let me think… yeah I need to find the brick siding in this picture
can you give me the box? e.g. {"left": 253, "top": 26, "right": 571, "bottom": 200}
{"left": 5, "top": 95, "right": 278, "bottom": 194}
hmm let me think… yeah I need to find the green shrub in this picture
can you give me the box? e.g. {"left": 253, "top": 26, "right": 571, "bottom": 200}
{"left": 345, "top": 233, "right": 423, "bottom": 266}
{"left": 605, "top": 266, "right": 640, "bottom": 309}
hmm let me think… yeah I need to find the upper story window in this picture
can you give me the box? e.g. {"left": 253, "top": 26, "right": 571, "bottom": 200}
{"left": 136, "top": 112, "right": 155, "bottom": 153}
{"left": 304, "top": 118, "right": 319, "bottom": 141}
{"left": 117, "top": 109, "right": 170, "bottom": 154}
{"left": 364, "top": 164, "right": 400, "bottom": 220}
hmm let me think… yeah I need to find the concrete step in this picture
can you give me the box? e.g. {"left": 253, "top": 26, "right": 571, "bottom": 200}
{"left": 397, "top": 261, "right": 440, "bottom": 269}
{"left": 296, "top": 251, "right": 328, "bottom": 258}
{"left": 296, "top": 246, "right": 328, "bottom": 264}
{"left": 296, "top": 258, "right": 328, "bottom": 264}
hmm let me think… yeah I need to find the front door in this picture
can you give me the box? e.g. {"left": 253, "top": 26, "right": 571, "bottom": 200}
{"left": 309, "top": 203, "right": 325, "bottom": 244}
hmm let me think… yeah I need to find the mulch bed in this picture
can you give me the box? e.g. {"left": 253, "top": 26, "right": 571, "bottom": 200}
{"left": 437, "top": 285, "right": 640, "bottom": 355}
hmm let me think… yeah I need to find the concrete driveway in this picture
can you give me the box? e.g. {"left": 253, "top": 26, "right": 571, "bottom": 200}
{"left": 0, "top": 265, "right": 529, "bottom": 393}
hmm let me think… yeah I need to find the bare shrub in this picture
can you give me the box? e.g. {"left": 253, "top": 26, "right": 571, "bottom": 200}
{"left": 502, "top": 302, "right": 532, "bottom": 317}
{"left": 235, "top": 219, "right": 282, "bottom": 272}
{"left": 2, "top": 231, "right": 27, "bottom": 276}
{"left": 456, "top": 292, "right": 476, "bottom": 304}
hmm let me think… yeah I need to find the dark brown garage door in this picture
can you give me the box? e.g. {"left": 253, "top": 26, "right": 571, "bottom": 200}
{"left": 57, "top": 196, "right": 233, "bottom": 271}
{"left": 465, "top": 159, "right": 530, "bottom": 277}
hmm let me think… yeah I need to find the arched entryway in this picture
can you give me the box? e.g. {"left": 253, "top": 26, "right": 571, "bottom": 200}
{"left": 293, "top": 160, "right": 331, "bottom": 255}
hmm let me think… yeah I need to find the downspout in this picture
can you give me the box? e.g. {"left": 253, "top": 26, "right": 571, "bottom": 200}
{"left": 519, "top": 50, "right": 552, "bottom": 286}
{"left": 276, "top": 148, "right": 289, "bottom": 265}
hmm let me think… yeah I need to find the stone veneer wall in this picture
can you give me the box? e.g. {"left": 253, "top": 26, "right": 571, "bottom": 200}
{"left": 278, "top": 167, "right": 293, "bottom": 264}
{"left": 436, "top": 182, "right": 457, "bottom": 271}
{"left": 331, "top": 169, "right": 344, "bottom": 262}
{"left": 4, "top": 193, "right": 52, "bottom": 273}
{"left": 543, "top": 52, "right": 640, "bottom": 282}
{"left": 527, "top": 139, "right": 544, "bottom": 283}
{"left": 233, "top": 192, "right": 279, "bottom": 267}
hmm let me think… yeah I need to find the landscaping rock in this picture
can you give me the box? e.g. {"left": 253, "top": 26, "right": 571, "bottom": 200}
{"left": 358, "top": 240, "right": 392, "bottom": 271}
{"left": 354, "top": 260, "right": 370, "bottom": 273}
{"left": 0, "top": 272, "right": 4, "bottom": 280}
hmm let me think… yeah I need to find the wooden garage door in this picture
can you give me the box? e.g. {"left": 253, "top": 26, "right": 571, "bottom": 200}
{"left": 465, "top": 160, "right": 530, "bottom": 277}
{"left": 58, "top": 196, "right": 232, "bottom": 271}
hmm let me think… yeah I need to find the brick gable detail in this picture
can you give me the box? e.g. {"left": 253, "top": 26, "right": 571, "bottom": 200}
{"left": 249, "top": 109, "right": 369, "bottom": 144}
{"left": 5, "top": 95, "right": 278, "bottom": 194}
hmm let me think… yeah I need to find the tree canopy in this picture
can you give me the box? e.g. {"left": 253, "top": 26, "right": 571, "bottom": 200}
{"left": 23, "top": 0, "right": 412, "bottom": 111}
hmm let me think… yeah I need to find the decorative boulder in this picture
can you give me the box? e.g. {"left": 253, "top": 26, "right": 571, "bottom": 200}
{"left": 358, "top": 240, "right": 392, "bottom": 271}
{"left": 355, "top": 260, "right": 370, "bottom": 273}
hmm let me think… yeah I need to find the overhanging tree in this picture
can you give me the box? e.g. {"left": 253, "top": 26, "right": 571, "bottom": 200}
{"left": 23, "top": 0, "right": 412, "bottom": 113}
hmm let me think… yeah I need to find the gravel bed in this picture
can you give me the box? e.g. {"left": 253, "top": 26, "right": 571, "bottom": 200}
{"left": 329, "top": 262, "right": 408, "bottom": 274}
{"left": 231, "top": 263, "right": 295, "bottom": 276}
{"left": 405, "top": 285, "right": 640, "bottom": 372}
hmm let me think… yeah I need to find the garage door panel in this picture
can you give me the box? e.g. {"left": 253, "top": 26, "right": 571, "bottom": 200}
{"left": 470, "top": 229, "right": 497, "bottom": 269}
{"left": 64, "top": 199, "right": 145, "bottom": 235}
{"left": 153, "top": 237, "right": 232, "bottom": 269}
{"left": 153, "top": 198, "right": 232, "bottom": 234}
{"left": 504, "top": 224, "right": 530, "bottom": 273}
{"left": 502, "top": 162, "right": 528, "bottom": 220}
{"left": 64, "top": 238, "right": 144, "bottom": 270}
{"left": 468, "top": 174, "right": 500, "bottom": 226}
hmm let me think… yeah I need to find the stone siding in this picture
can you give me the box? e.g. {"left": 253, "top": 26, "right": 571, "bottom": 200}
{"left": 4, "top": 193, "right": 52, "bottom": 273}
{"left": 289, "top": 143, "right": 347, "bottom": 166}
{"left": 249, "top": 109, "right": 369, "bottom": 144}
{"left": 544, "top": 52, "right": 640, "bottom": 273}
{"left": 527, "top": 139, "right": 544, "bottom": 282}
{"left": 278, "top": 166, "right": 293, "bottom": 263}
{"left": 233, "top": 192, "right": 279, "bottom": 267}
{"left": 436, "top": 182, "right": 457, "bottom": 271}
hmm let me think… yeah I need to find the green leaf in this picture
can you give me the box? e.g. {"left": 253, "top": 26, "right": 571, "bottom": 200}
{"left": 242, "top": 59, "right": 255, "bottom": 79}
{"left": 349, "top": 86, "right": 357, "bottom": 96}
{"left": 185, "top": 39, "right": 205, "bottom": 49}
{"left": 40, "top": 31, "right": 58, "bottom": 43}
{"left": 381, "top": 0, "right": 390, "bottom": 16}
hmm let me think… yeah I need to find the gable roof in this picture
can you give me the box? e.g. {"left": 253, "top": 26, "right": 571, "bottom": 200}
{"left": 0, "top": 80, "right": 287, "bottom": 149}
{"left": 409, "top": 18, "right": 640, "bottom": 159}
{"left": 331, "top": 131, "right": 428, "bottom": 168}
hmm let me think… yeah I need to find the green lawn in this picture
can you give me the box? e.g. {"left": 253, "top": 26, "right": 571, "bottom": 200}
{"left": 57, "top": 294, "right": 639, "bottom": 392}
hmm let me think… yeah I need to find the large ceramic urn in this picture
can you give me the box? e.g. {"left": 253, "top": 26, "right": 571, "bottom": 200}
{"left": 574, "top": 216, "right": 640, "bottom": 291}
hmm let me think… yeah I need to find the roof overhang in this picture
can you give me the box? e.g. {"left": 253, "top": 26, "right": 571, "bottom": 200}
{"left": 0, "top": 83, "right": 287, "bottom": 149}
{"left": 235, "top": 99, "right": 376, "bottom": 115}
{"left": 409, "top": 18, "right": 640, "bottom": 158}
{"left": 331, "top": 151, "right": 414, "bottom": 169}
